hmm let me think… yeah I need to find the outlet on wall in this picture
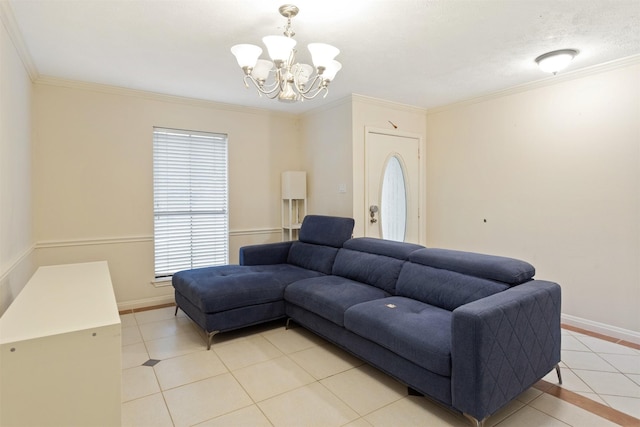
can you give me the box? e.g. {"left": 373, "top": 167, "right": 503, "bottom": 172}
{"left": 338, "top": 184, "right": 347, "bottom": 193}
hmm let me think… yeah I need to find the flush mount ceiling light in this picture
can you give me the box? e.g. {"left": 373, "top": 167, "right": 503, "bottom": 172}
{"left": 230, "top": 4, "right": 341, "bottom": 103}
{"left": 535, "top": 49, "right": 579, "bottom": 75}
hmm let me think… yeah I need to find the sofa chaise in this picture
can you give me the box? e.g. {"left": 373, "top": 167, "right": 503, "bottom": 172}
{"left": 173, "top": 215, "right": 562, "bottom": 426}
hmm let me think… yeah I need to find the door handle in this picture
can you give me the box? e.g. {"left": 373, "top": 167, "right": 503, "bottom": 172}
{"left": 369, "top": 205, "right": 379, "bottom": 223}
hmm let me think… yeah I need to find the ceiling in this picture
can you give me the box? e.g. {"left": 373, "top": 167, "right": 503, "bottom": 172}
{"left": 5, "top": 0, "right": 640, "bottom": 113}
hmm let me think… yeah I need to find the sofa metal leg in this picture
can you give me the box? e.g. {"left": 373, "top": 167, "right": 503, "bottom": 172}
{"left": 555, "top": 363, "right": 563, "bottom": 384}
{"left": 463, "top": 413, "right": 487, "bottom": 427}
{"left": 206, "top": 330, "right": 219, "bottom": 350}
{"left": 174, "top": 305, "right": 179, "bottom": 316}
{"left": 285, "top": 318, "right": 293, "bottom": 330}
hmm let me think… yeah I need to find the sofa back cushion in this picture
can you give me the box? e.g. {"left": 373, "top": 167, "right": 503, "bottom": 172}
{"left": 396, "top": 248, "right": 535, "bottom": 311}
{"left": 287, "top": 242, "right": 340, "bottom": 275}
{"left": 410, "top": 248, "right": 535, "bottom": 285}
{"left": 332, "top": 238, "right": 423, "bottom": 293}
{"left": 396, "top": 263, "right": 509, "bottom": 311}
{"left": 287, "top": 215, "right": 355, "bottom": 274}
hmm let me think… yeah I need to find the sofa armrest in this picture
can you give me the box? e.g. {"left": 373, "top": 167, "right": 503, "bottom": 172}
{"left": 451, "top": 280, "right": 561, "bottom": 420}
{"left": 239, "top": 241, "right": 293, "bottom": 266}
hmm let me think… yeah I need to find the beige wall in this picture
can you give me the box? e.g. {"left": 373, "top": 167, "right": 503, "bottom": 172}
{"left": 32, "top": 81, "right": 301, "bottom": 309}
{"left": 300, "top": 97, "right": 353, "bottom": 218}
{"left": 426, "top": 63, "right": 640, "bottom": 334}
{"left": 0, "top": 15, "right": 35, "bottom": 315}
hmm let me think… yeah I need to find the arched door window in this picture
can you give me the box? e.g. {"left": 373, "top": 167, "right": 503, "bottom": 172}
{"left": 380, "top": 155, "right": 407, "bottom": 242}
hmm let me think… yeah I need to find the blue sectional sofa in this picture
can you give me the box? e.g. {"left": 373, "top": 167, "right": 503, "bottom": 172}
{"left": 173, "top": 215, "right": 561, "bottom": 426}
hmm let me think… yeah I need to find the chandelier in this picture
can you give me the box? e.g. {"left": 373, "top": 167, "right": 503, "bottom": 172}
{"left": 230, "top": 4, "right": 341, "bottom": 103}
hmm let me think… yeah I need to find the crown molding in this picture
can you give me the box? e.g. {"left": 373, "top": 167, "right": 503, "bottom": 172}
{"left": 0, "top": 1, "right": 39, "bottom": 81}
{"left": 301, "top": 93, "right": 427, "bottom": 118}
{"left": 34, "top": 75, "right": 300, "bottom": 119}
{"left": 351, "top": 93, "right": 428, "bottom": 115}
{"left": 427, "top": 54, "right": 640, "bottom": 115}
{"left": 298, "top": 94, "right": 354, "bottom": 117}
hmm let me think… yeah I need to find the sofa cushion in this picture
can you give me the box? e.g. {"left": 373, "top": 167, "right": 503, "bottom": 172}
{"left": 409, "top": 248, "right": 535, "bottom": 285}
{"left": 332, "top": 250, "right": 405, "bottom": 294}
{"left": 284, "top": 276, "right": 390, "bottom": 326}
{"left": 172, "top": 264, "right": 323, "bottom": 313}
{"left": 330, "top": 238, "right": 424, "bottom": 294}
{"left": 397, "top": 262, "right": 509, "bottom": 311}
{"left": 298, "top": 215, "right": 355, "bottom": 248}
{"left": 342, "top": 237, "right": 424, "bottom": 259}
{"left": 344, "top": 296, "right": 453, "bottom": 377}
{"left": 287, "top": 242, "right": 340, "bottom": 275}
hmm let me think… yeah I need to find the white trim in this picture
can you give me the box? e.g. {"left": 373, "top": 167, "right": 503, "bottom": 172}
{"left": 151, "top": 277, "right": 173, "bottom": 287}
{"left": 427, "top": 54, "right": 640, "bottom": 115}
{"left": 562, "top": 313, "right": 640, "bottom": 345}
{"left": 351, "top": 94, "right": 428, "bottom": 114}
{"left": 0, "top": 1, "right": 39, "bottom": 81}
{"left": 0, "top": 244, "right": 35, "bottom": 283}
{"left": 35, "top": 228, "right": 282, "bottom": 250}
{"left": 300, "top": 94, "right": 355, "bottom": 117}
{"left": 117, "top": 295, "right": 175, "bottom": 312}
{"left": 36, "top": 236, "right": 153, "bottom": 249}
{"left": 34, "top": 76, "right": 298, "bottom": 118}
{"left": 230, "top": 228, "right": 282, "bottom": 237}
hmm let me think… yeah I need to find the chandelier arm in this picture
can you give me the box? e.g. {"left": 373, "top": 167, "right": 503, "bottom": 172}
{"left": 298, "top": 85, "right": 329, "bottom": 100}
{"left": 291, "top": 73, "right": 331, "bottom": 100}
{"left": 243, "top": 75, "right": 282, "bottom": 97}
{"left": 293, "top": 74, "right": 324, "bottom": 95}
{"left": 264, "top": 68, "right": 289, "bottom": 99}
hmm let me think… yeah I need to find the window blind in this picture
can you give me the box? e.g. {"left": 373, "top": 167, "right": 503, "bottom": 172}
{"left": 153, "top": 127, "right": 228, "bottom": 278}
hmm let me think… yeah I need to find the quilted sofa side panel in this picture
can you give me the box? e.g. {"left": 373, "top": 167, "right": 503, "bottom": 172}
{"left": 451, "top": 280, "right": 561, "bottom": 420}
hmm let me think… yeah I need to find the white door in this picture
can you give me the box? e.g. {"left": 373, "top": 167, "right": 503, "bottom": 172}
{"left": 365, "top": 129, "right": 421, "bottom": 243}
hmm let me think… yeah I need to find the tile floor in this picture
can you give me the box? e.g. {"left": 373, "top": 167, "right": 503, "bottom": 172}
{"left": 121, "top": 306, "right": 640, "bottom": 427}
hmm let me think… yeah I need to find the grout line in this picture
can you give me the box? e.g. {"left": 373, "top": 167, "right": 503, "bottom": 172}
{"left": 534, "top": 379, "right": 640, "bottom": 426}
{"left": 561, "top": 324, "right": 640, "bottom": 351}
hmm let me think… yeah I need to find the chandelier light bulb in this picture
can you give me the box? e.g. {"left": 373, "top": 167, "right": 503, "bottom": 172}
{"left": 230, "top": 44, "right": 262, "bottom": 69}
{"left": 292, "top": 63, "right": 314, "bottom": 85}
{"left": 263, "top": 36, "right": 297, "bottom": 64}
{"left": 322, "top": 60, "right": 342, "bottom": 82}
{"left": 308, "top": 43, "right": 340, "bottom": 70}
{"left": 251, "top": 59, "right": 274, "bottom": 81}
{"left": 535, "top": 49, "right": 578, "bottom": 74}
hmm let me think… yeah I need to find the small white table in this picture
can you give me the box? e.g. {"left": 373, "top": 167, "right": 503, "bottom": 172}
{"left": 0, "top": 261, "right": 121, "bottom": 427}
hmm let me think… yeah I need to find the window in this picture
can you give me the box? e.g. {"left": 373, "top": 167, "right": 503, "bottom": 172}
{"left": 153, "top": 127, "right": 228, "bottom": 278}
{"left": 380, "top": 155, "right": 407, "bottom": 242}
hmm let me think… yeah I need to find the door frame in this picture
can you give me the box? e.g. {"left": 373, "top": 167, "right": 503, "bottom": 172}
{"left": 363, "top": 127, "right": 426, "bottom": 245}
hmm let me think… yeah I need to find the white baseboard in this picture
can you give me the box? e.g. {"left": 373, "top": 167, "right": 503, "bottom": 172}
{"left": 562, "top": 313, "right": 640, "bottom": 345}
{"left": 117, "top": 294, "right": 175, "bottom": 312}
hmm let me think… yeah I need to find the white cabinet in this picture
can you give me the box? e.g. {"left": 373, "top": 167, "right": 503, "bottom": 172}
{"left": 282, "top": 171, "right": 307, "bottom": 241}
{"left": 0, "top": 261, "right": 121, "bottom": 427}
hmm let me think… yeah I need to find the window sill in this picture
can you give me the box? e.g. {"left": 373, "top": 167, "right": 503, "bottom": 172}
{"left": 151, "top": 277, "right": 172, "bottom": 287}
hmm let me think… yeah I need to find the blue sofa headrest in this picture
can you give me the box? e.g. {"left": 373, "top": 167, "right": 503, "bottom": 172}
{"left": 408, "top": 248, "right": 535, "bottom": 285}
{"left": 298, "top": 215, "right": 355, "bottom": 248}
{"left": 343, "top": 237, "right": 424, "bottom": 260}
